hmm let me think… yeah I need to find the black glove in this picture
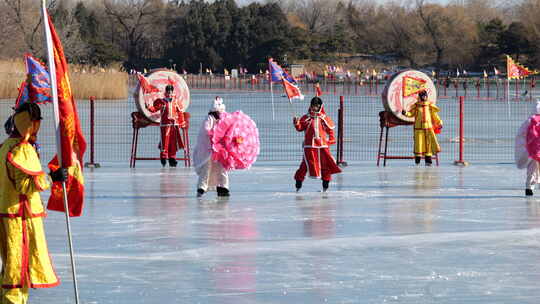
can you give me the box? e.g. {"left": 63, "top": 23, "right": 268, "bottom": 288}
{"left": 50, "top": 168, "right": 68, "bottom": 182}
{"left": 209, "top": 111, "right": 220, "bottom": 120}
{"left": 401, "top": 110, "right": 406, "bottom": 115}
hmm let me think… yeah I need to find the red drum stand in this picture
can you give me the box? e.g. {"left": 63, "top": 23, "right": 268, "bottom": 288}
{"left": 376, "top": 111, "right": 439, "bottom": 167}
{"left": 130, "top": 112, "right": 191, "bottom": 168}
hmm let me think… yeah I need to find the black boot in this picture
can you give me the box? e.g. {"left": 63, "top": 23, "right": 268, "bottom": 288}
{"left": 168, "top": 158, "right": 178, "bottom": 167}
{"left": 295, "top": 180, "right": 302, "bottom": 192}
{"left": 415, "top": 156, "right": 421, "bottom": 165}
{"left": 322, "top": 180, "right": 330, "bottom": 192}
{"left": 425, "top": 156, "right": 432, "bottom": 166}
{"left": 526, "top": 189, "right": 533, "bottom": 196}
{"left": 160, "top": 158, "right": 167, "bottom": 167}
{"left": 197, "top": 188, "right": 205, "bottom": 197}
{"left": 217, "top": 187, "right": 230, "bottom": 197}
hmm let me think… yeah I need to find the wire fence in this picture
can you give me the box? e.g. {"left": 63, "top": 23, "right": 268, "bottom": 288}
{"left": 0, "top": 77, "right": 535, "bottom": 166}
{"left": 183, "top": 74, "right": 540, "bottom": 101}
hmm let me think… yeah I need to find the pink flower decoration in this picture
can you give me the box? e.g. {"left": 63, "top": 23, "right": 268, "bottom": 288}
{"left": 208, "top": 111, "right": 260, "bottom": 170}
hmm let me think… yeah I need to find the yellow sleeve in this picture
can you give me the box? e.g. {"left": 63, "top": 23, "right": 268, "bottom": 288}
{"left": 430, "top": 104, "right": 442, "bottom": 126}
{"left": 404, "top": 104, "right": 417, "bottom": 118}
{"left": 7, "top": 142, "right": 50, "bottom": 194}
{"left": 7, "top": 163, "right": 50, "bottom": 194}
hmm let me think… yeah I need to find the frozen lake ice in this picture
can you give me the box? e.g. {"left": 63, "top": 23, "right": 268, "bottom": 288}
{"left": 30, "top": 161, "right": 540, "bottom": 303}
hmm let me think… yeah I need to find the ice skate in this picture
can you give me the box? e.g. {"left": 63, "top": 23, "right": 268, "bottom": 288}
{"left": 160, "top": 158, "right": 167, "bottom": 167}
{"left": 322, "top": 180, "right": 329, "bottom": 192}
{"left": 217, "top": 187, "right": 230, "bottom": 197}
{"left": 295, "top": 180, "right": 302, "bottom": 192}
{"left": 168, "top": 158, "right": 178, "bottom": 167}
{"left": 197, "top": 188, "right": 205, "bottom": 197}
{"left": 425, "top": 156, "right": 432, "bottom": 166}
{"left": 415, "top": 156, "right": 421, "bottom": 165}
{"left": 526, "top": 189, "right": 533, "bottom": 196}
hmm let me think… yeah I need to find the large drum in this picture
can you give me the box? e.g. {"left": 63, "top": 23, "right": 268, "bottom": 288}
{"left": 134, "top": 69, "right": 190, "bottom": 123}
{"left": 381, "top": 70, "right": 436, "bottom": 123}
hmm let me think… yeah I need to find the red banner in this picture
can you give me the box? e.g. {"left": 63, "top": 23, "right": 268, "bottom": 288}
{"left": 45, "top": 12, "right": 86, "bottom": 217}
{"left": 314, "top": 83, "right": 323, "bottom": 97}
{"left": 136, "top": 73, "right": 160, "bottom": 94}
{"left": 282, "top": 78, "right": 304, "bottom": 100}
{"left": 507, "top": 55, "right": 536, "bottom": 79}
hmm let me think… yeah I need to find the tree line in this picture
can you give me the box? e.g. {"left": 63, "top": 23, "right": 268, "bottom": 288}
{"left": 1, "top": 0, "right": 540, "bottom": 73}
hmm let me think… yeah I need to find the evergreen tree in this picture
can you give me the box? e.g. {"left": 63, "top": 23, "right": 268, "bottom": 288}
{"left": 74, "top": 1, "right": 125, "bottom": 66}
{"left": 476, "top": 18, "right": 505, "bottom": 67}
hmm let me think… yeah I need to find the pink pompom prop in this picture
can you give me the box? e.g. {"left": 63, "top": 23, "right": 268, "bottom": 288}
{"left": 208, "top": 111, "right": 260, "bottom": 170}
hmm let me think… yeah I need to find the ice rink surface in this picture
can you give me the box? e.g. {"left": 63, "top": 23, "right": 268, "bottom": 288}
{"left": 34, "top": 161, "right": 540, "bottom": 303}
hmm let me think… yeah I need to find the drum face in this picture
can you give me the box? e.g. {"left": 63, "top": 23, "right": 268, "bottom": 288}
{"left": 381, "top": 70, "right": 437, "bottom": 123}
{"left": 134, "top": 69, "right": 190, "bottom": 123}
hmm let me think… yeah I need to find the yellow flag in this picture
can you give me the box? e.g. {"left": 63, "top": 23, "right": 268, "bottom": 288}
{"left": 402, "top": 75, "right": 427, "bottom": 97}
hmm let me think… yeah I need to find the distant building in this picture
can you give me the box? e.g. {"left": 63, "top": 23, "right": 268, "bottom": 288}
{"left": 290, "top": 64, "right": 304, "bottom": 78}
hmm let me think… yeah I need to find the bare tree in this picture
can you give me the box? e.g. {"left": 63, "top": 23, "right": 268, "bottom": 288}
{"left": 415, "top": 0, "right": 476, "bottom": 69}
{"left": 280, "top": 0, "right": 336, "bottom": 34}
{"left": 103, "top": 0, "right": 165, "bottom": 65}
{"left": 516, "top": 0, "right": 540, "bottom": 65}
{"left": 1, "top": 0, "right": 51, "bottom": 55}
{"left": 51, "top": 0, "right": 89, "bottom": 62}
{"left": 463, "top": 0, "right": 504, "bottom": 24}
{"left": 382, "top": 3, "right": 425, "bottom": 66}
{"left": 345, "top": 1, "right": 389, "bottom": 54}
{"left": 0, "top": 0, "right": 88, "bottom": 61}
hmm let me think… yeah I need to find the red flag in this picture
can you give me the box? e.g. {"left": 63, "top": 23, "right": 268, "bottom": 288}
{"left": 136, "top": 73, "right": 160, "bottom": 94}
{"left": 507, "top": 55, "right": 536, "bottom": 79}
{"left": 314, "top": 83, "right": 323, "bottom": 97}
{"left": 44, "top": 11, "right": 86, "bottom": 217}
{"left": 282, "top": 77, "right": 304, "bottom": 100}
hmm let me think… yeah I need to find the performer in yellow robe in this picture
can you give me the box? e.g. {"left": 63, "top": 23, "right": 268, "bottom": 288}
{"left": 0, "top": 103, "right": 61, "bottom": 304}
{"left": 402, "top": 90, "right": 443, "bottom": 166}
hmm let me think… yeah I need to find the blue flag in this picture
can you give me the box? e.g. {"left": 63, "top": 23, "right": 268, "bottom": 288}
{"left": 269, "top": 58, "right": 283, "bottom": 82}
{"left": 268, "top": 58, "right": 297, "bottom": 84}
{"left": 16, "top": 54, "right": 52, "bottom": 108}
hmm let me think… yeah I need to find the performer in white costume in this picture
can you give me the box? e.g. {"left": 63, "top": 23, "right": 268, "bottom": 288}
{"left": 193, "top": 97, "right": 230, "bottom": 197}
{"left": 515, "top": 100, "right": 540, "bottom": 196}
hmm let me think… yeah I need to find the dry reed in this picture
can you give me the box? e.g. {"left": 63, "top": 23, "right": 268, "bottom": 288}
{"left": 0, "top": 59, "right": 128, "bottom": 100}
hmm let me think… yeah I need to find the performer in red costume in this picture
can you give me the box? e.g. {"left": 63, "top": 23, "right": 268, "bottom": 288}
{"left": 146, "top": 85, "right": 185, "bottom": 167}
{"left": 293, "top": 97, "right": 342, "bottom": 192}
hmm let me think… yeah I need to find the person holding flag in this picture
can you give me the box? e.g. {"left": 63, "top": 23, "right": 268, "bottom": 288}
{"left": 401, "top": 90, "right": 443, "bottom": 165}
{"left": 293, "top": 97, "right": 342, "bottom": 192}
{"left": 40, "top": 4, "right": 88, "bottom": 303}
{"left": 0, "top": 102, "right": 66, "bottom": 304}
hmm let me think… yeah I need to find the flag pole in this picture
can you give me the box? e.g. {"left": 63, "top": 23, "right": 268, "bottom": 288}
{"left": 270, "top": 81, "right": 275, "bottom": 120}
{"left": 506, "top": 78, "right": 510, "bottom": 118}
{"left": 287, "top": 98, "right": 296, "bottom": 118}
{"left": 41, "top": 1, "right": 80, "bottom": 303}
